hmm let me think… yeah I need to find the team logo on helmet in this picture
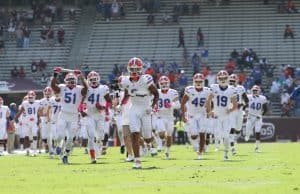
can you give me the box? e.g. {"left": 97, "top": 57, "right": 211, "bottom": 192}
{"left": 159, "top": 76, "right": 170, "bottom": 91}
{"left": 64, "top": 73, "right": 77, "bottom": 88}
{"left": 27, "top": 90, "right": 36, "bottom": 103}
{"left": 251, "top": 85, "right": 261, "bottom": 96}
{"left": 217, "top": 70, "right": 229, "bottom": 87}
{"left": 229, "top": 74, "right": 238, "bottom": 86}
{"left": 193, "top": 73, "right": 205, "bottom": 89}
{"left": 43, "top": 86, "right": 53, "bottom": 98}
{"left": 127, "top": 57, "right": 143, "bottom": 80}
{"left": 87, "top": 71, "right": 100, "bottom": 88}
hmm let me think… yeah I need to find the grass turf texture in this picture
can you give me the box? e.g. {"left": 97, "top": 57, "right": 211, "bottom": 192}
{"left": 1, "top": 143, "right": 299, "bottom": 194}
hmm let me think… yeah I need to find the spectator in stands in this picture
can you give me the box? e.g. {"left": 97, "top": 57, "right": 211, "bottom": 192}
{"left": 7, "top": 19, "right": 16, "bottom": 40}
{"left": 230, "top": 49, "right": 239, "bottom": 61}
{"left": 225, "top": 58, "right": 235, "bottom": 75}
{"left": 270, "top": 79, "right": 280, "bottom": 97}
{"left": 177, "top": 27, "right": 185, "bottom": 48}
{"left": 31, "top": 60, "right": 38, "bottom": 73}
{"left": 289, "top": 85, "right": 300, "bottom": 116}
{"left": 47, "top": 25, "right": 54, "bottom": 46}
{"left": 0, "top": 25, "right": 4, "bottom": 40}
{"left": 207, "top": 70, "right": 216, "bottom": 86}
{"left": 287, "top": 0, "right": 298, "bottom": 13}
{"left": 0, "top": 40, "right": 4, "bottom": 57}
{"left": 196, "top": 27, "right": 204, "bottom": 47}
{"left": 192, "top": 2, "right": 200, "bottom": 15}
{"left": 11, "top": 66, "right": 18, "bottom": 78}
{"left": 22, "top": 25, "right": 30, "bottom": 48}
{"left": 277, "top": 0, "right": 286, "bottom": 13}
{"left": 96, "top": 1, "right": 104, "bottom": 20}
{"left": 15, "top": 27, "right": 23, "bottom": 48}
{"left": 284, "top": 25, "right": 294, "bottom": 39}
{"left": 147, "top": 13, "right": 155, "bottom": 26}
{"left": 40, "top": 73, "right": 48, "bottom": 85}
{"left": 191, "top": 52, "right": 200, "bottom": 73}
{"left": 178, "top": 70, "right": 188, "bottom": 87}
{"left": 237, "top": 71, "right": 245, "bottom": 85}
{"left": 69, "top": 8, "right": 76, "bottom": 21}
{"left": 162, "top": 11, "right": 171, "bottom": 25}
{"left": 40, "top": 25, "right": 47, "bottom": 46}
{"left": 111, "top": 0, "right": 119, "bottom": 20}
{"left": 281, "top": 89, "right": 291, "bottom": 117}
{"left": 182, "top": 3, "right": 189, "bottom": 15}
{"left": 18, "top": 66, "right": 25, "bottom": 78}
{"left": 251, "top": 66, "right": 263, "bottom": 85}
{"left": 38, "top": 59, "right": 47, "bottom": 71}
{"left": 119, "top": 2, "right": 126, "bottom": 19}
{"left": 112, "top": 64, "right": 121, "bottom": 76}
{"left": 201, "top": 48, "right": 209, "bottom": 64}
{"left": 103, "top": 1, "right": 112, "bottom": 22}
{"left": 259, "top": 57, "right": 268, "bottom": 74}
{"left": 57, "top": 25, "right": 65, "bottom": 45}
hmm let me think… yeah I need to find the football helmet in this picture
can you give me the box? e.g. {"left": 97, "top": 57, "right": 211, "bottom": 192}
{"left": 158, "top": 76, "right": 170, "bottom": 91}
{"left": 0, "top": 96, "right": 3, "bottom": 106}
{"left": 43, "top": 86, "right": 52, "bottom": 98}
{"left": 127, "top": 57, "right": 143, "bottom": 81}
{"left": 229, "top": 74, "right": 238, "bottom": 86}
{"left": 27, "top": 90, "right": 36, "bottom": 103}
{"left": 87, "top": 71, "right": 100, "bottom": 88}
{"left": 193, "top": 73, "right": 205, "bottom": 89}
{"left": 64, "top": 73, "right": 77, "bottom": 88}
{"left": 251, "top": 85, "right": 261, "bottom": 96}
{"left": 217, "top": 70, "right": 229, "bottom": 88}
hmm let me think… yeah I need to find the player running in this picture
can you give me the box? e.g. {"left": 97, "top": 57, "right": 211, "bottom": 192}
{"left": 181, "top": 73, "right": 211, "bottom": 160}
{"left": 244, "top": 85, "right": 268, "bottom": 153}
{"left": 118, "top": 57, "right": 159, "bottom": 169}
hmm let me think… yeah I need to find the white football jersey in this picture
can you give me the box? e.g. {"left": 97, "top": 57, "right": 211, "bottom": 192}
{"left": 119, "top": 74, "right": 154, "bottom": 107}
{"left": 85, "top": 85, "right": 110, "bottom": 116}
{"left": 21, "top": 100, "right": 41, "bottom": 122}
{"left": 48, "top": 97, "right": 61, "bottom": 122}
{"left": 157, "top": 88, "right": 179, "bottom": 117}
{"left": 210, "top": 84, "right": 236, "bottom": 117}
{"left": 0, "top": 105, "right": 9, "bottom": 122}
{"left": 39, "top": 97, "right": 51, "bottom": 119}
{"left": 184, "top": 86, "right": 211, "bottom": 116}
{"left": 234, "top": 85, "right": 246, "bottom": 104}
{"left": 247, "top": 95, "right": 267, "bottom": 117}
{"left": 59, "top": 84, "right": 83, "bottom": 114}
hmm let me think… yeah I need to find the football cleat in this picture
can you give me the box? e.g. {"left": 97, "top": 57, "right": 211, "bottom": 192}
{"left": 132, "top": 160, "right": 142, "bottom": 169}
{"left": 84, "top": 148, "right": 88, "bottom": 154}
{"left": 255, "top": 147, "right": 261, "bottom": 153}
{"left": 196, "top": 154, "right": 203, "bottom": 160}
{"left": 232, "top": 147, "right": 237, "bottom": 155}
{"left": 150, "top": 148, "right": 158, "bottom": 157}
{"left": 224, "top": 151, "right": 229, "bottom": 161}
{"left": 62, "top": 155, "right": 69, "bottom": 164}
{"left": 91, "top": 159, "right": 97, "bottom": 164}
{"left": 120, "top": 145, "right": 125, "bottom": 154}
{"left": 56, "top": 147, "right": 62, "bottom": 155}
{"left": 125, "top": 155, "right": 134, "bottom": 162}
{"left": 164, "top": 152, "right": 170, "bottom": 160}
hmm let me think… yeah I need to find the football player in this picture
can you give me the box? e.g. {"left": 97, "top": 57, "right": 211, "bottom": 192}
{"left": 84, "top": 71, "right": 111, "bottom": 163}
{"left": 15, "top": 91, "right": 41, "bottom": 156}
{"left": 228, "top": 74, "right": 248, "bottom": 155}
{"left": 156, "top": 76, "right": 180, "bottom": 159}
{"left": 118, "top": 57, "right": 159, "bottom": 169}
{"left": 244, "top": 85, "right": 268, "bottom": 153}
{"left": 38, "top": 86, "right": 53, "bottom": 156}
{"left": 206, "top": 70, "right": 238, "bottom": 160}
{"left": 181, "top": 73, "right": 212, "bottom": 160}
{"left": 51, "top": 68, "right": 88, "bottom": 164}
{"left": 0, "top": 97, "right": 10, "bottom": 156}
{"left": 46, "top": 94, "right": 62, "bottom": 157}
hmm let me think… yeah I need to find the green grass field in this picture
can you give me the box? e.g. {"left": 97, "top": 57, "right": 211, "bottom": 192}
{"left": 1, "top": 143, "right": 300, "bottom": 194}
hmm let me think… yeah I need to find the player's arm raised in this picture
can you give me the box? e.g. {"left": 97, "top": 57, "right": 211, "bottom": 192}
{"left": 242, "top": 92, "right": 249, "bottom": 109}
{"left": 205, "top": 93, "right": 213, "bottom": 115}
{"left": 77, "top": 71, "right": 88, "bottom": 97}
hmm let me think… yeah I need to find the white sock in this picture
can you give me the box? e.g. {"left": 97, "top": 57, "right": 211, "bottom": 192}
{"left": 32, "top": 140, "right": 37, "bottom": 151}
{"left": 165, "top": 147, "right": 170, "bottom": 154}
{"left": 255, "top": 140, "right": 260, "bottom": 148}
